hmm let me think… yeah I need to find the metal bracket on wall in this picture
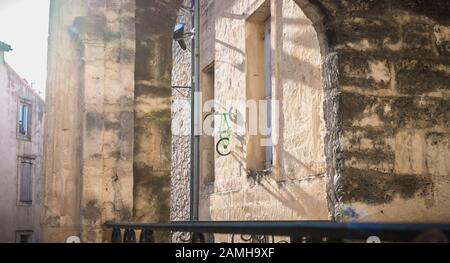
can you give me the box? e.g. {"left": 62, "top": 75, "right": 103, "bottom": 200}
{"left": 172, "top": 86, "right": 191, "bottom": 98}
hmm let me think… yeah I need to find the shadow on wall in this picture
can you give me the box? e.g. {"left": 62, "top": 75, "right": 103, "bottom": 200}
{"left": 226, "top": 151, "right": 324, "bottom": 218}
{"left": 203, "top": 0, "right": 333, "bottom": 220}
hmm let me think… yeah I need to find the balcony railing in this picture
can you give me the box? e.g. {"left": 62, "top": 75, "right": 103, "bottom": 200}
{"left": 105, "top": 221, "right": 450, "bottom": 243}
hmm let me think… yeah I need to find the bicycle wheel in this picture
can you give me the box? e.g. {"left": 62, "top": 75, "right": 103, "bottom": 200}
{"left": 216, "top": 138, "right": 231, "bottom": 156}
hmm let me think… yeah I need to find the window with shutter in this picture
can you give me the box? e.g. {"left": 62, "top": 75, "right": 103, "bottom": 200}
{"left": 15, "top": 231, "right": 33, "bottom": 243}
{"left": 18, "top": 101, "right": 31, "bottom": 140}
{"left": 18, "top": 159, "right": 33, "bottom": 204}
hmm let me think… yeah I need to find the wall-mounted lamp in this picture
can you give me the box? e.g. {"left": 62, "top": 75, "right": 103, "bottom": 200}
{"left": 173, "top": 23, "right": 194, "bottom": 51}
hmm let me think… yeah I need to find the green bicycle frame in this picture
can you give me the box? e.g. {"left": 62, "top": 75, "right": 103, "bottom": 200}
{"left": 219, "top": 113, "right": 232, "bottom": 141}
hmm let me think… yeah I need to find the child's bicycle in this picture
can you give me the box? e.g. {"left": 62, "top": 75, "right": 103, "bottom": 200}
{"left": 204, "top": 111, "right": 232, "bottom": 156}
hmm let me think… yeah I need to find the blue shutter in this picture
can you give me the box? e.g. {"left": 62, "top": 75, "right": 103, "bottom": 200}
{"left": 19, "top": 103, "right": 29, "bottom": 137}
{"left": 23, "top": 105, "right": 28, "bottom": 136}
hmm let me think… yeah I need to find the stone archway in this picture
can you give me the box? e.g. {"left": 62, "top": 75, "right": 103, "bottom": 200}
{"left": 292, "top": 0, "right": 341, "bottom": 220}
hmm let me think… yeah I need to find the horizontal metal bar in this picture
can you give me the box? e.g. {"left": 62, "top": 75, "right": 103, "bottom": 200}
{"left": 105, "top": 221, "right": 450, "bottom": 241}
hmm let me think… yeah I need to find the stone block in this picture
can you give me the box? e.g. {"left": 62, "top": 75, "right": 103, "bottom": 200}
{"left": 394, "top": 130, "right": 426, "bottom": 175}
{"left": 395, "top": 58, "right": 450, "bottom": 95}
{"left": 340, "top": 55, "right": 391, "bottom": 89}
{"left": 434, "top": 25, "right": 450, "bottom": 57}
{"left": 425, "top": 132, "right": 450, "bottom": 177}
{"left": 402, "top": 22, "right": 433, "bottom": 52}
{"left": 335, "top": 17, "right": 398, "bottom": 47}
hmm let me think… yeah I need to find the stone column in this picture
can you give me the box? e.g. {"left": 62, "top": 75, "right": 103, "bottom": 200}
{"left": 73, "top": 15, "right": 107, "bottom": 243}
{"left": 41, "top": 0, "right": 88, "bottom": 243}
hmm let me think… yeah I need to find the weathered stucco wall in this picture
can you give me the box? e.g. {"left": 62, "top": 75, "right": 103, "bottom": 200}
{"left": 0, "top": 53, "right": 45, "bottom": 242}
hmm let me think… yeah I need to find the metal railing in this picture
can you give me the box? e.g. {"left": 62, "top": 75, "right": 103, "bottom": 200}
{"left": 105, "top": 221, "right": 450, "bottom": 243}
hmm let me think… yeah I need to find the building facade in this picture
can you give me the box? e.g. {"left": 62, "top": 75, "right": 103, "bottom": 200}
{"left": 171, "top": 0, "right": 450, "bottom": 224}
{"left": 0, "top": 41, "right": 45, "bottom": 243}
{"left": 41, "top": 0, "right": 450, "bottom": 243}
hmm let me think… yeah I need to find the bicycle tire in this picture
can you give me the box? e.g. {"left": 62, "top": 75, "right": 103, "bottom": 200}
{"left": 216, "top": 138, "right": 231, "bottom": 156}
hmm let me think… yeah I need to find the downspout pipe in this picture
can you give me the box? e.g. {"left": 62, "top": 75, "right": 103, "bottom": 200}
{"left": 190, "top": 0, "right": 200, "bottom": 221}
